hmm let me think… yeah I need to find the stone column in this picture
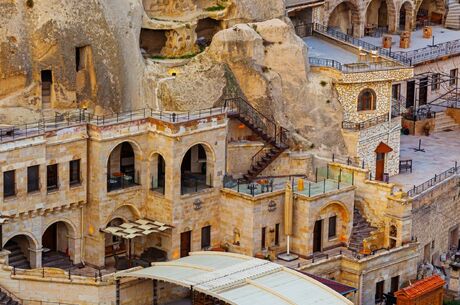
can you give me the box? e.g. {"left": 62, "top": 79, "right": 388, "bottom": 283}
{"left": 68, "top": 235, "right": 82, "bottom": 264}
{"left": 29, "top": 247, "right": 42, "bottom": 268}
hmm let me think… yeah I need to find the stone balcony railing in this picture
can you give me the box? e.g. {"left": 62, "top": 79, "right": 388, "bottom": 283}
{"left": 0, "top": 107, "right": 227, "bottom": 144}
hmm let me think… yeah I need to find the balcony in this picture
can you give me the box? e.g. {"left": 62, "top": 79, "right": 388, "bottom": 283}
{"left": 107, "top": 174, "right": 139, "bottom": 192}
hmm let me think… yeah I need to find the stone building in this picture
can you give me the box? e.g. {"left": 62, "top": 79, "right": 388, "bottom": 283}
{"left": 0, "top": 0, "right": 459, "bottom": 305}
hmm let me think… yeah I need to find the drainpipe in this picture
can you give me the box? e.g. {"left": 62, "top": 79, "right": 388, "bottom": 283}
{"left": 154, "top": 76, "right": 176, "bottom": 111}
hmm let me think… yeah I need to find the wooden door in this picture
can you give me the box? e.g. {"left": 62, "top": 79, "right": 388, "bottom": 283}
{"left": 419, "top": 77, "right": 428, "bottom": 106}
{"left": 313, "top": 220, "right": 323, "bottom": 253}
{"left": 406, "top": 80, "right": 415, "bottom": 108}
{"left": 180, "top": 231, "right": 191, "bottom": 258}
{"left": 376, "top": 152, "right": 385, "bottom": 181}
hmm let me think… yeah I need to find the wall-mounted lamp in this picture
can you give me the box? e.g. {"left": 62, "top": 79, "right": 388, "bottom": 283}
{"left": 193, "top": 199, "right": 203, "bottom": 210}
{"left": 268, "top": 200, "right": 277, "bottom": 212}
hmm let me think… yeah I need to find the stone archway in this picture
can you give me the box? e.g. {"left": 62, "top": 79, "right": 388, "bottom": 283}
{"left": 4, "top": 234, "right": 39, "bottom": 269}
{"left": 327, "top": 1, "right": 362, "bottom": 37}
{"left": 312, "top": 202, "right": 351, "bottom": 253}
{"left": 415, "top": 0, "right": 445, "bottom": 25}
{"left": 365, "top": 0, "right": 398, "bottom": 33}
{"left": 180, "top": 142, "right": 215, "bottom": 195}
{"left": 399, "top": 1, "right": 415, "bottom": 31}
{"left": 106, "top": 141, "right": 143, "bottom": 192}
{"left": 42, "top": 220, "right": 79, "bottom": 269}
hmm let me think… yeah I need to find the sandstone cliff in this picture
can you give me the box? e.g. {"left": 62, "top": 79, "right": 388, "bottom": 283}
{"left": 153, "top": 18, "right": 346, "bottom": 155}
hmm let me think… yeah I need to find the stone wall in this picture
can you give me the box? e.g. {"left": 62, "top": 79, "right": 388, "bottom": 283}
{"left": 411, "top": 176, "right": 460, "bottom": 265}
{"left": 0, "top": 125, "right": 87, "bottom": 267}
{"left": 292, "top": 187, "right": 355, "bottom": 255}
{"left": 300, "top": 243, "right": 419, "bottom": 305}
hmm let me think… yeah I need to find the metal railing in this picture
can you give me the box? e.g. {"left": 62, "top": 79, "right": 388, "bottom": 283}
{"left": 393, "top": 38, "right": 460, "bottom": 65}
{"left": 0, "top": 106, "right": 228, "bottom": 143}
{"left": 308, "top": 57, "right": 342, "bottom": 70}
{"left": 305, "top": 23, "right": 460, "bottom": 66}
{"left": 180, "top": 175, "right": 212, "bottom": 195}
{"left": 342, "top": 113, "right": 390, "bottom": 130}
{"left": 310, "top": 23, "right": 413, "bottom": 66}
{"left": 107, "top": 174, "right": 139, "bottom": 192}
{"left": 407, "top": 163, "right": 459, "bottom": 197}
{"left": 309, "top": 55, "right": 403, "bottom": 73}
{"left": 224, "top": 97, "right": 288, "bottom": 147}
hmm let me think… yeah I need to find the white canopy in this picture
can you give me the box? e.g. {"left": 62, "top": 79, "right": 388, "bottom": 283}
{"left": 117, "top": 252, "right": 353, "bottom": 305}
{"left": 102, "top": 219, "right": 172, "bottom": 239}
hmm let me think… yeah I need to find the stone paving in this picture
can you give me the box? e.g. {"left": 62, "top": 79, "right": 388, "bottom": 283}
{"left": 391, "top": 129, "right": 460, "bottom": 191}
{"left": 304, "top": 36, "right": 358, "bottom": 64}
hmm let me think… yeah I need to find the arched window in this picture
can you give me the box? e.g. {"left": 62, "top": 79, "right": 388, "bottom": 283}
{"left": 357, "top": 89, "right": 377, "bottom": 111}
{"left": 107, "top": 142, "right": 138, "bottom": 192}
{"left": 181, "top": 144, "right": 213, "bottom": 195}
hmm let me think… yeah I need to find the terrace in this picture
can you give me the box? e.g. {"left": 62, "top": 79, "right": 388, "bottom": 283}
{"left": 305, "top": 35, "right": 402, "bottom": 73}
{"left": 223, "top": 168, "right": 354, "bottom": 198}
{"left": 361, "top": 25, "right": 460, "bottom": 53}
{"left": 390, "top": 130, "right": 460, "bottom": 193}
{"left": 0, "top": 107, "right": 227, "bottom": 143}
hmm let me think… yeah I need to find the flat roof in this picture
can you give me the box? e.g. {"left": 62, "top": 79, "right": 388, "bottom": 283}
{"left": 360, "top": 26, "right": 460, "bottom": 53}
{"left": 118, "top": 252, "right": 353, "bottom": 305}
{"left": 391, "top": 129, "right": 460, "bottom": 191}
{"left": 304, "top": 36, "right": 358, "bottom": 64}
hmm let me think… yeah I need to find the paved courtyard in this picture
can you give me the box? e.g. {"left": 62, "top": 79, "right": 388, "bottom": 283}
{"left": 391, "top": 129, "right": 460, "bottom": 191}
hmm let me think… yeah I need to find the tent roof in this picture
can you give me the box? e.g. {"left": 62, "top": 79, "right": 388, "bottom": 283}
{"left": 117, "top": 252, "right": 353, "bottom": 305}
{"left": 102, "top": 219, "right": 172, "bottom": 239}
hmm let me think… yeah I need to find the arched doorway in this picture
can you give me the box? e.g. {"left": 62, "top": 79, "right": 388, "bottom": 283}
{"left": 365, "top": 0, "right": 396, "bottom": 33}
{"left": 180, "top": 144, "right": 214, "bottom": 195}
{"left": 328, "top": 1, "right": 361, "bottom": 36}
{"left": 416, "top": 0, "right": 445, "bottom": 26}
{"left": 312, "top": 202, "right": 351, "bottom": 254}
{"left": 4, "top": 235, "right": 36, "bottom": 269}
{"left": 150, "top": 153, "right": 166, "bottom": 194}
{"left": 375, "top": 142, "right": 393, "bottom": 181}
{"left": 399, "top": 1, "right": 414, "bottom": 31}
{"left": 42, "top": 221, "right": 75, "bottom": 269}
{"left": 107, "top": 142, "right": 138, "bottom": 191}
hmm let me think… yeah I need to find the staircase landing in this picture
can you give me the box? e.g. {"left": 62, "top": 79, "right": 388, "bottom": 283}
{"left": 348, "top": 207, "right": 377, "bottom": 253}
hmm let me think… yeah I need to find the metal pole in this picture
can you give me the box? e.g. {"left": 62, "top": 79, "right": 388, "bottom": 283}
{"left": 153, "top": 279, "right": 158, "bottom": 305}
{"left": 116, "top": 279, "right": 121, "bottom": 305}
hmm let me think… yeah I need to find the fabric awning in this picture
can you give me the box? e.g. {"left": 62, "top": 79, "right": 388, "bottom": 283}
{"left": 102, "top": 219, "right": 172, "bottom": 239}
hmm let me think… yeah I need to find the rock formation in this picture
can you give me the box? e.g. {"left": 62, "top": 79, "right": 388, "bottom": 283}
{"left": 0, "top": 0, "right": 347, "bottom": 155}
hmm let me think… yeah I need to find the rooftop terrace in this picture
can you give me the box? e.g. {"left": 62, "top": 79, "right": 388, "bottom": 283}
{"left": 305, "top": 36, "right": 357, "bottom": 64}
{"left": 390, "top": 129, "right": 460, "bottom": 192}
{"left": 224, "top": 171, "right": 353, "bottom": 198}
{"left": 361, "top": 26, "right": 460, "bottom": 53}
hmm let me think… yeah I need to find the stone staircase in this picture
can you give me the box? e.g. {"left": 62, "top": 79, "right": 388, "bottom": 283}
{"left": 446, "top": 0, "right": 460, "bottom": 29}
{"left": 0, "top": 289, "right": 21, "bottom": 305}
{"left": 348, "top": 207, "right": 377, "bottom": 253}
{"left": 225, "top": 97, "right": 289, "bottom": 181}
{"left": 434, "top": 111, "right": 459, "bottom": 132}
{"left": 41, "top": 81, "right": 51, "bottom": 109}
{"left": 42, "top": 251, "right": 73, "bottom": 270}
{"left": 4, "top": 242, "right": 30, "bottom": 270}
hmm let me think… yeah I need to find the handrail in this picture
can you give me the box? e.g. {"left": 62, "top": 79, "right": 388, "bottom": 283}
{"left": 223, "top": 97, "right": 288, "bottom": 147}
{"left": 407, "top": 164, "right": 459, "bottom": 197}
{"left": 310, "top": 23, "right": 412, "bottom": 66}
{"left": 304, "top": 22, "right": 460, "bottom": 66}
{"left": 309, "top": 57, "right": 402, "bottom": 73}
{"left": 393, "top": 38, "right": 460, "bottom": 65}
{"left": 0, "top": 106, "right": 228, "bottom": 144}
{"left": 342, "top": 113, "right": 390, "bottom": 131}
